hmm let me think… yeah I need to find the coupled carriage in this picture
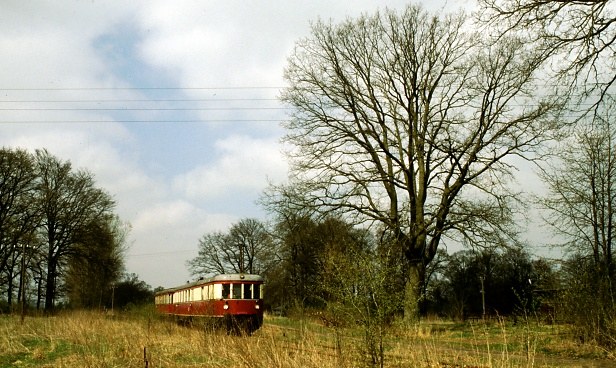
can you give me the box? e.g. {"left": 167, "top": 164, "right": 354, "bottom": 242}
{"left": 154, "top": 273, "right": 264, "bottom": 333}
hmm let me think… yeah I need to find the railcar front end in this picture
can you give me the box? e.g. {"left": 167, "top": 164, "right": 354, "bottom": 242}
{"left": 154, "top": 273, "right": 264, "bottom": 333}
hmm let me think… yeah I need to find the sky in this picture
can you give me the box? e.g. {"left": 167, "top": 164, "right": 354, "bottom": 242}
{"left": 1, "top": 0, "right": 481, "bottom": 289}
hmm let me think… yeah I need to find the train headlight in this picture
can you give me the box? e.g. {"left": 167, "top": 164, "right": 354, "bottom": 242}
{"left": 255, "top": 304, "right": 260, "bottom": 310}
{"left": 223, "top": 304, "right": 229, "bottom": 310}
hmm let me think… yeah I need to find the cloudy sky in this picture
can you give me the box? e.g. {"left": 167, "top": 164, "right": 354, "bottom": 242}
{"left": 2, "top": 1, "right": 476, "bottom": 288}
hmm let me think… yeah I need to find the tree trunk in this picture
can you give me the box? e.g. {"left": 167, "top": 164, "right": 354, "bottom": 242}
{"left": 7, "top": 271, "right": 13, "bottom": 309}
{"left": 44, "top": 261, "right": 56, "bottom": 311}
{"left": 36, "top": 276, "right": 42, "bottom": 310}
{"left": 403, "top": 262, "right": 425, "bottom": 324}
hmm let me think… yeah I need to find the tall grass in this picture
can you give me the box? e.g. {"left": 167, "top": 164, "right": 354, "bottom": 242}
{"left": 0, "top": 310, "right": 612, "bottom": 367}
{"left": 1, "top": 310, "right": 344, "bottom": 368}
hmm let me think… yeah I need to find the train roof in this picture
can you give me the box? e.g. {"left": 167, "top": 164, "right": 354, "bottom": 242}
{"left": 155, "top": 273, "right": 264, "bottom": 295}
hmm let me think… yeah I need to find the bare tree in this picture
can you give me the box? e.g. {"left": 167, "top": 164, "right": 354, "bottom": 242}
{"left": 228, "top": 218, "right": 275, "bottom": 274}
{"left": 188, "top": 218, "right": 274, "bottom": 277}
{"left": 479, "top": 0, "right": 616, "bottom": 105}
{"left": 279, "top": 4, "right": 564, "bottom": 321}
{"left": 541, "top": 101, "right": 616, "bottom": 279}
{"left": 188, "top": 232, "right": 230, "bottom": 275}
{"left": 539, "top": 100, "right": 616, "bottom": 346}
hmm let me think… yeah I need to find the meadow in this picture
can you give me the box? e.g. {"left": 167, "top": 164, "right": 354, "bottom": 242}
{"left": 0, "top": 310, "right": 614, "bottom": 367}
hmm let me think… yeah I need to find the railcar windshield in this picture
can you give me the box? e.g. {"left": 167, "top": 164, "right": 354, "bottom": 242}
{"left": 222, "top": 284, "right": 230, "bottom": 299}
{"left": 220, "top": 283, "right": 262, "bottom": 299}
{"left": 232, "top": 284, "right": 242, "bottom": 299}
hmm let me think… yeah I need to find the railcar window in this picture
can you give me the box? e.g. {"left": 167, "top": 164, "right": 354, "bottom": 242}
{"left": 254, "top": 284, "right": 261, "bottom": 299}
{"left": 222, "top": 284, "right": 230, "bottom": 299}
{"left": 243, "top": 284, "right": 252, "bottom": 299}
{"left": 232, "top": 284, "right": 242, "bottom": 299}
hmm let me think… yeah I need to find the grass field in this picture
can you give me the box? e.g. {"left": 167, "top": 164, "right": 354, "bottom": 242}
{"left": 0, "top": 310, "right": 614, "bottom": 367}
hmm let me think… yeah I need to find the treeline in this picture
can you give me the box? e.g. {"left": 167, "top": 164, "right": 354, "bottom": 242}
{"left": 0, "top": 147, "right": 134, "bottom": 312}
{"left": 187, "top": 216, "right": 537, "bottom": 319}
{"left": 188, "top": 214, "right": 614, "bottom": 346}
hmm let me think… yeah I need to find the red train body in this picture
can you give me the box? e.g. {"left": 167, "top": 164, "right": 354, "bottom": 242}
{"left": 154, "top": 274, "right": 264, "bottom": 333}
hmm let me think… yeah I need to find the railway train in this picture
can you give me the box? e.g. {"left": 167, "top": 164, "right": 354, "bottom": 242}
{"left": 154, "top": 273, "right": 264, "bottom": 333}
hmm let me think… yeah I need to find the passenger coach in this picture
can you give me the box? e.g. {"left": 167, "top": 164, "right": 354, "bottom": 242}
{"left": 155, "top": 273, "right": 264, "bottom": 333}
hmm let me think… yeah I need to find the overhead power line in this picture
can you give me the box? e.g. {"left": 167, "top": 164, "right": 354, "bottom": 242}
{"left": 0, "top": 98, "right": 279, "bottom": 103}
{"left": 0, "top": 107, "right": 289, "bottom": 111}
{"left": 0, "top": 119, "right": 285, "bottom": 124}
{"left": 127, "top": 249, "right": 196, "bottom": 258}
{"left": 0, "top": 86, "right": 283, "bottom": 91}
{"left": 0, "top": 86, "right": 290, "bottom": 124}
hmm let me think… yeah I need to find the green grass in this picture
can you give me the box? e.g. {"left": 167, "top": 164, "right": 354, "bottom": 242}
{"left": 0, "top": 333, "right": 74, "bottom": 367}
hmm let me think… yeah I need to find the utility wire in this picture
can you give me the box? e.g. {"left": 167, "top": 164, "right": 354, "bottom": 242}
{"left": 0, "top": 98, "right": 280, "bottom": 103}
{"left": 0, "top": 86, "right": 283, "bottom": 91}
{"left": 127, "top": 249, "right": 196, "bottom": 258}
{"left": 0, "top": 107, "right": 289, "bottom": 111}
{"left": 0, "top": 119, "right": 285, "bottom": 123}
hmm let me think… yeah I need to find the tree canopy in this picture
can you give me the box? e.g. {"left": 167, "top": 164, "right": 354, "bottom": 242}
{"left": 188, "top": 218, "right": 275, "bottom": 276}
{"left": 480, "top": 0, "right": 616, "bottom": 105}
{"left": 0, "top": 148, "right": 127, "bottom": 312}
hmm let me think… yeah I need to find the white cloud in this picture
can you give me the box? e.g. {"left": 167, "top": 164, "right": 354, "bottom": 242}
{"left": 173, "top": 135, "right": 287, "bottom": 200}
{"left": 133, "top": 0, "right": 462, "bottom": 91}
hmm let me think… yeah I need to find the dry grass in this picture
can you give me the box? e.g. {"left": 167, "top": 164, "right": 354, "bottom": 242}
{"left": 0, "top": 310, "right": 613, "bottom": 367}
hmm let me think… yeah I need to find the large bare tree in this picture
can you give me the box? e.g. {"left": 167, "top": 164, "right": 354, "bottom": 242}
{"left": 279, "top": 4, "right": 565, "bottom": 321}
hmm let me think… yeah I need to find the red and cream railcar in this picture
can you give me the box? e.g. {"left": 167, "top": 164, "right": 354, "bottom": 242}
{"left": 155, "top": 274, "right": 264, "bottom": 333}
